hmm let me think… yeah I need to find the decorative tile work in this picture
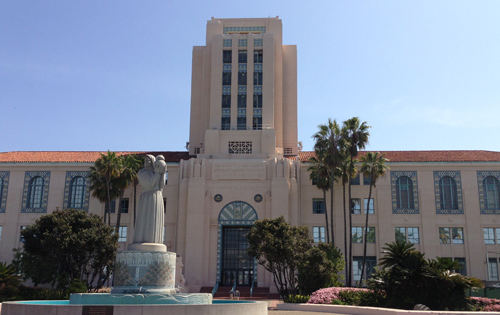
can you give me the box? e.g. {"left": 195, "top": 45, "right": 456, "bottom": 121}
{"left": 228, "top": 141, "right": 252, "bottom": 154}
{"left": 390, "top": 171, "right": 419, "bottom": 214}
{"left": 223, "top": 26, "right": 266, "bottom": 34}
{"left": 223, "top": 39, "right": 232, "bottom": 47}
{"left": 217, "top": 201, "right": 258, "bottom": 283}
{"left": 63, "top": 171, "right": 90, "bottom": 211}
{"left": 22, "top": 171, "right": 50, "bottom": 213}
{"left": 433, "top": 171, "right": 463, "bottom": 214}
{"left": 254, "top": 38, "right": 263, "bottom": 47}
{"left": 222, "top": 86, "right": 231, "bottom": 95}
{"left": 0, "top": 172, "right": 10, "bottom": 213}
{"left": 238, "top": 39, "right": 247, "bottom": 47}
{"left": 477, "top": 171, "right": 500, "bottom": 214}
{"left": 214, "top": 194, "right": 223, "bottom": 202}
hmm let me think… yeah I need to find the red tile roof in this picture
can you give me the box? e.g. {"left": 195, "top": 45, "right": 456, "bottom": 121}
{"left": 0, "top": 150, "right": 499, "bottom": 164}
{"left": 0, "top": 151, "right": 192, "bottom": 163}
{"left": 298, "top": 150, "right": 500, "bottom": 163}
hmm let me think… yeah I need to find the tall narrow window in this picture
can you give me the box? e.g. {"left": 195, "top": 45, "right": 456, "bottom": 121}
{"left": 485, "top": 176, "right": 500, "bottom": 210}
{"left": 351, "top": 198, "right": 361, "bottom": 214}
{"left": 221, "top": 87, "right": 231, "bottom": 130}
{"left": 238, "top": 50, "right": 247, "bottom": 63}
{"left": 222, "top": 65, "right": 231, "bottom": 85}
{"left": 223, "top": 50, "right": 232, "bottom": 63}
{"left": 238, "top": 64, "right": 247, "bottom": 85}
{"left": 222, "top": 94, "right": 231, "bottom": 109}
{"left": 484, "top": 227, "right": 495, "bottom": 244}
{"left": 68, "top": 176, "right": 85, "bottom": 209}
{"left": 254, "top": 50, "right": 263, "bottom": 63}
{"left": 396, "top": 176, "right": 414, "bottom": 209}
{"left": 27, "top": 176, "right": 44, "bottom": 208}
{"left": 489, "top": 258, "right": 499, "bottom": 280}
{"left": 439, "top": 176, "right": 458, "bottom": 210}
{"left": 312, "top": 226, "right": 326, "bottom": 243}
{"left": 312, "top": 199, "right": 325, "bottom": 214}
{"left": 0, "top": 178, "right": 3, "bottom": 206}
{"left": 353, "top": 256, "right": 376, "bottom": 282}
{"left": 119, "top": 198, "right": 129, "bottom": 214}
{"left": 118, "top": 226, "right": 127, "bottom": 242}
{"left": 364, "top": 198, "right": 374, "bottom": 214}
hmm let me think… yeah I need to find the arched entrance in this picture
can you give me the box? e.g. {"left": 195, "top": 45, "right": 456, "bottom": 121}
{"left": 217, "top": 201, "right": 258, "bottom": 286}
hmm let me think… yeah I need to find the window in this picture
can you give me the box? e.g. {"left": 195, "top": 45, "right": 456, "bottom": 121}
{"left": 253, "top": 93, "right": 262, "bottom": 108}
{"left": 252, "top": 115, "right": 262, "bottom": 130}
{"left": 222, "top": 71, "right": 231, "bottom": 85}
{"left": 105, "top": 200, "right": 116, "bottom": 214}
{"left": 313, "top": 227, "right": 326, "bottom": 243}
{"left": 363, "top": 175, "right": 371, "bottom": 186}
{"left": 485, "top": 176, "right": 500, "bottom": 210}
{"left": 312, "top": 199, "right": 325, "bottom": 214}
{"left": 237, "top": 94, "right": 246, "bottom": 108}
{"left": 364, "top": 198, "right": 374, "bottom": 214}
{"left": 396, "top": 176, "right": 414, "bottom": 209}
{"left": 351, "top": 198, "right": 361, "bottom": 214}
{"left": 254, "top": 50, "right": 263, "bottom": 63}
{"left": 221, "top": 117, "right": 230, "bottom": 130}
{"left": 439, "top": 176, "right": 458, "bottom": 210}
{"left": 238, "top": 64, "right": 247, "bottom": 85}
{"left": 0, "top": 178, "right": 3, "bottom": 206}
{"left": 239, "top": 39, "right": 247, "bottom": 47}
{"left": 352, "top": 227, "right": 375, "bottom": 243}
{"left": 223, "top": 39, "right": 232, "bottom": 47}
{"left": 222, "top": 95, "right": 231, "bottom": 108}
{"left": 439, "top": 227, "right": 464, "bottom": 244}
{"left": 118, "top": 226, "right": 127, "bottom": 242}
{"left": 454, "top": 257, "right": 467, "bottom": 276}
{"left": 395, "top": 227, "right": 420, "bottom": 244}
{"left": 27, "top": 176, "right": 44, "bottom": 208}
{"left": 238, "top": 50, "right": 247, "bottom": 63}
{"left": 351, "top": 174, "right": 360, "bottom": 185}
{"left": 254, "top": 39, "right": 262, "bottom": 47}
{"left": 253, "top": 71, "right": 263, "bottom": 85}
{"left": 353, "top": 256, "right": 376, "bottom": 282}
{"left": 119, "top": 198, "right": 129, "bottom": 214}
{"left": 68, "top": 176, "right": 85, "bottom": 209}
{"left": 484, "top": 228, "right": 495, "bottom": 244}
{"left": 489, "top": 258, "right": 499, "bottom": 280}
{"left": 223, "top": 50, "right": 232, "bottom": 63}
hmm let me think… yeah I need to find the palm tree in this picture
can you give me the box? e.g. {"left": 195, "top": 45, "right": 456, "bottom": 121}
{"left": 115, "top": 154, "right": 142, "bottom": 232}
{"left": 359, "top": 152, "right": 388, "bottom": 285}
{"left": 342, "top": 117, "right": 370, "bottom": 286}
{"left": 308, "top": 156, "right": 331, "bottom": 243}
{"left": 124, "top": 154, "right": 143, "bottom": 225}
{"left": 89, "top": 151, "right": 122, "bottom": 225}
{"left": 313, "top": 119, "right": 345, "bottom": 245}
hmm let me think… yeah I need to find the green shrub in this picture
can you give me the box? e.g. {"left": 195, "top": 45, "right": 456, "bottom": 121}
{"left": 16, "top": 286, "right": 69, "bottom": 300}
{"left": 0, "top": 262, "right": 21, "bottom": 302}
{"left": 284, "top": 294, "right": 311, "bottom": 303}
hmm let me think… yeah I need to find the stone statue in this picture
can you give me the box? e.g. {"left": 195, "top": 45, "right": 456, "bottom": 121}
{"left": 131, "top": 154, "right": 167, "bottom": 248}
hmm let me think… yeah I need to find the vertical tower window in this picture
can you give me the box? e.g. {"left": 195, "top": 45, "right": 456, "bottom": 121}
{"left": 68, "top": 176, "right": 85, "bottom": 209}
{"left": 253, "top": 63, "right": 263, "bottom": 85}
{"left": 27, "top": 176, "right": 44, "bottom": 208}
{"left": 0, "top": 178, "right": 3, "bottom": 206}
{"left": 238, "top": 51, "right": 247, "bottom": 63}
{"left": 222, "top": 64, "right": 232, "bottom": 85}
{"left": 254, "top": 50, "right": 263, "bottom": 63}
{"left": 223, "top": 39, "right": 232, "bottom": 47}
{"left": 439, "top": 176, "right": 458, "bottom": 210}
{"left": 396, "top": 176, "right": 414, "bottom": 209}
{"left": 485, "top": 176, "right": 500, "bottom": 210}
{"left": 223, "top": 50, "right": 232, "bottom": 63}
{"left": 238, "top": 64, "right": 247, "bottom": 85}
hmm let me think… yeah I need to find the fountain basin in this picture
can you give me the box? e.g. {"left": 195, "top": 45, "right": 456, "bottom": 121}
{"left": 70, "top": 292, "right": 212, "bottom": 305}
{"left": 1, "top": 299, "right": 268, "bottom": 315}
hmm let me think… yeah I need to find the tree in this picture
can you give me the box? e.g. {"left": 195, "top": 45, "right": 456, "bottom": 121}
{"left": 89, "top": 151, "right": 122, "bottom": 225}
{"left": 359, "top": 152, "right": 388, "bottom": 285}
{"left": 0, "top": 262, "right": 21, "bottom": 301}
{"left": 247, "top": 216, "right": 311, "bottom": 301}
{"left": 369, "top": 241, "right": 482, "bottom": 310}
{"left": 313, "top": 119, "right": 345, "bottom": 244}
{"left": 114, "top": 154, "right": 142, "bottom": 232}
{"left": 308, "top": 156, "right": 331, "bottom": 243}
{"left": 342, "top": 117, "right": 370, "bottom": 286}
{"left": 298, "top": 243, "right": 344, "bottom": 295}
{"left": 14, "top": 209, "right": 118, "bottom": 291}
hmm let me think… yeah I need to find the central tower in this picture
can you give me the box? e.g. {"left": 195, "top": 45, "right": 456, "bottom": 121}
{"left": 188, "top": 17, "right": 298, "bottom": 158}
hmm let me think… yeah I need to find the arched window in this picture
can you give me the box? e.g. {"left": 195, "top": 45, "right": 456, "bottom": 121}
{"left": 0, "top": 178, "right": 3, "bottom": 205}
{"left": 484, "top": 176, "right": 500, "bottom": 210}
{"left": 69, "top": 176, "right": 85, "bottom": 209}
{"left": 439, "top": 176, "right": 458, "bottom": 210}
{"left": 396, "top": 176, "right": 414, "bottom": 209}
{"left": 27, "top": 176, "right": 44, "bottom": 208}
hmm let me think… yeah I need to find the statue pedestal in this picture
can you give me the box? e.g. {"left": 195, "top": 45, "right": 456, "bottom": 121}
{"left": 112, "top": 250, "right": 176, "bottom": 294}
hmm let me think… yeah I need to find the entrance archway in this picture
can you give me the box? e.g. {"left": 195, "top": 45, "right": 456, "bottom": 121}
{"left": 217, "top": 201, "right": 258, "bottom": 286}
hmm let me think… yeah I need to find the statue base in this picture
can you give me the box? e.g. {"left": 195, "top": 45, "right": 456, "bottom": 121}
{"left": 112, "top": 250, "right": 176, "bottom": 294}
{"left": 127, "top": 242, "right": 167, "bottom": 252}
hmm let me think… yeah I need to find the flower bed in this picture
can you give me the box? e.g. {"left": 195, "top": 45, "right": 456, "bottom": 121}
{"left": 307, "top": 287, "right": 370, "bottom": 305}
{"left": 470, "top": 297, "right": 500, "bottom": 311}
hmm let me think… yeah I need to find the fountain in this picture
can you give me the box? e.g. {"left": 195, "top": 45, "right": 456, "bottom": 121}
{"left": 0, "top": 155, "right": 267, "bottom": 314}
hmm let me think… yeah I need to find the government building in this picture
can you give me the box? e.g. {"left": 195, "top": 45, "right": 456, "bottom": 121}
{"left": 1, "top": 17, "right": 500, "bottom": 293}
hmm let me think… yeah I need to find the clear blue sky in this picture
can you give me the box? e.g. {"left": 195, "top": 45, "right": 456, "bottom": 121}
{"left": 1, "top": 1, "right": 499, "bottom": 153}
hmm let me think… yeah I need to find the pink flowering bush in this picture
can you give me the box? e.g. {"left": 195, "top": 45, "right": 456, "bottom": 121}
{"left": 469, "top": 296, "right": 500, "bottom": 311}
{"left": 307, "top": 287, "right": 371, "bottom": 305}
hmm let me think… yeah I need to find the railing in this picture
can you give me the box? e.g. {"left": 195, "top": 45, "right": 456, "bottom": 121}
{"left": 211, "top": 281, "right": 219, "bottom": 296}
